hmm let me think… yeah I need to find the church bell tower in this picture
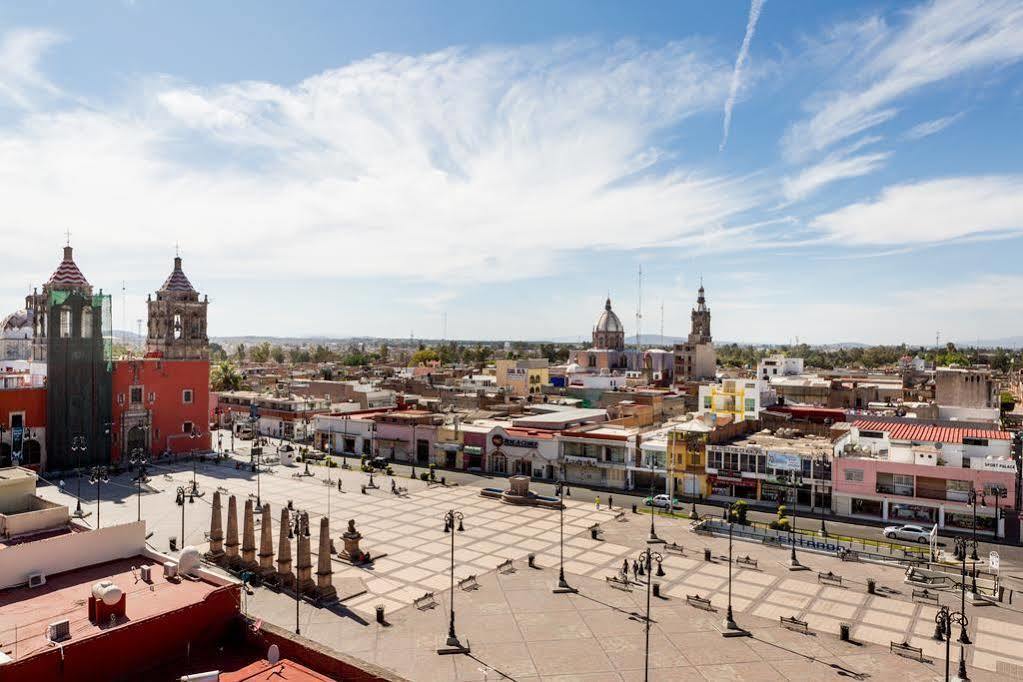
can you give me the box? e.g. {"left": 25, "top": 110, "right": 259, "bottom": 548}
{"left": 146, "top": 254, "right": 209, "bottom": 360}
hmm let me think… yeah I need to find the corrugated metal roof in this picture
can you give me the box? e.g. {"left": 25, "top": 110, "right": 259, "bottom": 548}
{"left": 853, "top": 419, "right": 1011, "bottom": 443}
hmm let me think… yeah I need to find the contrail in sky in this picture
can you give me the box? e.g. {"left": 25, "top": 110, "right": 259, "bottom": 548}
{"left": 720, "top": 0, "right": 765, "bottom": 151}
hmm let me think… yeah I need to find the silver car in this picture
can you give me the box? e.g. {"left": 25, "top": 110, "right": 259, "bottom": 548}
{"left": 883, "top": 524, "right": 930, "bottom": 543}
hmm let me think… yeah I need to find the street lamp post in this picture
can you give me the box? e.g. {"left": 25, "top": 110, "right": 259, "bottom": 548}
{"left": 553, "top": 474, "right": 576, "bottom": 594}
{"left": 723, "top": 501, "right": 749, "bottom": 636}
{"left": 646, "top": 442, "right": 664, "bottom": 544}
{"left": 129, "top": 449, "right": 148, "bottom": 522}
{"left": 815, "top": 452, "right": 829, "bottom": 536}
{"left": 934, "top": 605, "right": 970, "bottom": 682}
{"left": 953, "top": 536, "right": 973, "bottom": 644}
{"left": 967, "top": 489, "right": 980, "bottom": 561}
{"left": 632, "top": 548, "right": 665, "bottom": 682}
{"left": 89, "top": 466, "right": 109, "bottom": 528}
{"left": 437, "top": 509, "right": 469, "bottom": 655}
{"left": 287, "top": 509, "right": 307, "bottom": 634}
{"left": 779, "top": 470, "right": 805, "bottom": 569}
{"left": 71, "top": 435, "right": 87, "bottom": 517}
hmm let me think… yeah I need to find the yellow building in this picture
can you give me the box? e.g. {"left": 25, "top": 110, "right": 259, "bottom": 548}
{"left": 667, "top": 423, "right": 711, "bottom": 497}
{"left": 697, "top": 379, "right": 765, "bottom": 422}
{"left": 495, "top": 359, "right": 550, "bottom": 397}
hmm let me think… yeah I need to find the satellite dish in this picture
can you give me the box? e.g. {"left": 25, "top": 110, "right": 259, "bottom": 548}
{"left": 267, "top": 644, "right": 280, "bottom": 664}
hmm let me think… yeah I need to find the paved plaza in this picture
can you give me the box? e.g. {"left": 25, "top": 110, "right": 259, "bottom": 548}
{"left": 35, "top": 458, "right": 1023, "bottom": 680}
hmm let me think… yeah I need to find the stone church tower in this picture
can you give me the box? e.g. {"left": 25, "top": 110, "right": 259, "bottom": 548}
{"left": 688, "top": 284, "right": 712, "bottom": 344}
{"left": 146, "top": 255, "right": 209, "bottom": 360}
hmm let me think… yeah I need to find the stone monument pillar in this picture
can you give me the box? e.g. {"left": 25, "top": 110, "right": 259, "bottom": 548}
{"left": 295, "top": 512, "right": 314, "bottom": 594}
{"left": 205, "top": 490, "right": 224, "bottom": 562}
{"left": 257, "top": 503, "right": 275, "bottom": 578}
{"left": 241, "top": 499, "right": 257, "bottom": 570}
{"left": 314, "top": 516, "right": 337, "bottom": 601}
{"left": 225, "top": 495, "right": 240, "bottom": 567}
{"left": 276, "top": 508, "right": 294, "bottom": 589}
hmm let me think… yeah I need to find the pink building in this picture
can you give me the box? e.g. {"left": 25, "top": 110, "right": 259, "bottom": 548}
{"left": 832, "top": 420, "right": 1016, "bottom": 538}
{"left": 370, "top": 410, "right": 438, "bottom": 465}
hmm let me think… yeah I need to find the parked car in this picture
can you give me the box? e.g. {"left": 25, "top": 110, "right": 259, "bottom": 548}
{"left": 370, "top": 456, "right": 389, "bottom": 469}
{"left": 883, "top": 524, "right": 930, "bottom": 543}
{"left": 644, "top": 494, "right": 680, "bottom": 509}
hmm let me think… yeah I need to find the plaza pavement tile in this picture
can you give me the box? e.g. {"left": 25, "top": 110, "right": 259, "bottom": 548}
{"left": 526, "top": 639, "right": 616, "bottom": 676}
{"left": 596, "top": 632, "right": 689, "bottom": 671}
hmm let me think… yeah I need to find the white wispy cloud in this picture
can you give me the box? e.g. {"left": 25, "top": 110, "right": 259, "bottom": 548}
{"left": 720, "top": 0, "right": 765, "bottom": 151}
{"left": 0, "top": 28, "right": 63, "bottom": 108}
{"left": 0, "top": 37, "right": 766, "bottom": 290}
{"left": 783, "top": 0, "right": 1023, "bottom": 161}
{"left": 782, "top": 147, "right": 890, "bottom": 202}
{"left": 811, "top": 175, "right": 1023, "bottom": 244}
{"left": 903, "top": 112, "right": 965, "bottom": 140}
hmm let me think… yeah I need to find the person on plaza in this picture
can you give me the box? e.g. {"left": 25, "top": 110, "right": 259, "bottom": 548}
{"left": 337, "top": 478, "right": 342, "bottom": 492}
{"left": 632, "top": 560, "right": 640, "bottom": 580}
{"left": 622, "top": 558, "right": 629, "bottom": 576}
{"left": 595, "top": 496, "right": 601, "bottom": 510}
{"left": 608, "top": 495, "right": 613, "bottom": 510}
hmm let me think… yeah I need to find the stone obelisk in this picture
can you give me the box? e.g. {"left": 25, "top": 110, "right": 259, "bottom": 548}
{"left": 276, "top": 507, "right": 294, "bottom": 589}
{"left": 295, "top": 512, "right": 315, "bottom": 595}
{"left": 206, "top": 490, "right": 224, "bottom": 563}
{"left": 225, "top": 495, "right": 240, "bottom": 567}
{"left": 241, "top": 499, "right": 257, "bottom": 570}
{"left": 257, "top": 503, "right": 275, "bottom": 578}
{"left": 314, "top": 516, "right": 337, "bottom": 601}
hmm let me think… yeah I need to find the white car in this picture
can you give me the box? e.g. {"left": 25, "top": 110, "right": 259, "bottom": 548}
{"left": 645, "top": 494, "right": 678, "bottom": 509}
{"left": 883, "top": 524, "right": 930, "bottom": 543}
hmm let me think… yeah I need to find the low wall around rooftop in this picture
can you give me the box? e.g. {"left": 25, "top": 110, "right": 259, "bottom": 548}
{"left": 0, "top": 495, "right": 69, "bottom": 539}
{"left": 0, "top": 520, "right": 144, "bottom": 590}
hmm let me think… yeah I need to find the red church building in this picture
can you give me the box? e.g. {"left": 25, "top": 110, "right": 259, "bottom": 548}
{"left": 110, "top": 255, "right": 211, "bottom": 462}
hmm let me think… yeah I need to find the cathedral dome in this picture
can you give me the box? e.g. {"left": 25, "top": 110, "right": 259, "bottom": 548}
{"left": 594, "top": 298, "right": 623, "bottom": 334}
{"left": 1, "top": 308, "right": 32, "bottom": 339}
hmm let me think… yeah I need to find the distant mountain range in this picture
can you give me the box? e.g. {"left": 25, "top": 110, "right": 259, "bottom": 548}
{"left": 958, "top": 336, "right": 1023, "bottom": 349}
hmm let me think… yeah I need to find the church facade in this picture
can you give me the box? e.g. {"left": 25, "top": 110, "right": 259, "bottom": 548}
{"left": 567, "top": 297, "right": 674, "bottom": 383}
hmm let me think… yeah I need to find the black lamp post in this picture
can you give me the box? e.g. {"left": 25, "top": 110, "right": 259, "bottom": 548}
{"left": 633, "top": 548, "right": 665, "bottom": 682}
{"left": 952, "top": 536, "right": 973, "bottom": 645}
{"left": 438, "top": 509, "right": 469, "bottom": 655}
{"left": 189, "top": 427, "right": 202, "bottom": 496}
{"left": 288, "top": 508, "right": 308, "bottom": 634}
{"left": 991, "top": 484, "right": 1007, "bottom": 539}
{"left": 129, "top": 449, "right": 148, "bottom": 522}
{"left": 723, "top": 501, "right": 748, "bottom": 636}
{"left": 646, "top": 445, "right": 663, "bottom": 544}
{"left": 967, "top": 489, "right": 981, "bottom": 561}
{"left": 814, "top": 452, "right": 830, "bottom": 536}
{"left": 553, "top": 476, "right": 576, "bottom": 594}
{"left": 779, "top": 470, "right": 804, "bottom": 569}
{"left": 71, "top": 435, "right": 87, "bottom": 517}
{"left": 89, "top": 466, "right": 109, "bottom": 528}
{"left": 934, "top": 605, "right": 970, "bottom": 682}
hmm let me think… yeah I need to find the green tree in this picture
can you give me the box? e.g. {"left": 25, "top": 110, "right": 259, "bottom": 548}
{"left": 270, "top": 345, "right": 286, "bottom": 364}
{"left": 378, "top": 343, "right": 389, "bottom": 363}
{"left": 289, "top": 347, "right": 311, "bottom": 363}
{"left": 211, "top": 361, "right": 244, "bottom": 392}
{"left": 312, "top": 345, "right": 333, "bottom": 363}
{"left": 234, "top": 343, "right": 246, "bottom": 362}
{"left": 209, "top": 342, "right": 228, "bottom": 361}
{"left": 250, "top": 341, "right": 272, "bottom": 363}
{"left": 410, "top": 348, "right": 440, "bottom": 366}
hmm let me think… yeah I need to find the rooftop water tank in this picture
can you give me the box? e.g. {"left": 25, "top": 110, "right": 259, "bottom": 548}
{"left": 91, "top": 580, "right": 123, "bottom": 606}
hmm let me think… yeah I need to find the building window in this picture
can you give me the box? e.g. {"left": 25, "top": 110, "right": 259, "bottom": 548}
{"left": 60, "top": 307, "right": 72, "bottom": 338}
{"left": 703, "top": 396, "right": 712, "bottom": 409}
{"left": 174, "top": 313, "right": 183, "bottom": 340}
{"left": 844, "top": 468, "right": 864, "bottom": 482}
{"left": 183, "top": 421, "right": 194, "bottom": 434}
{"left": 81, "top": 307, "right": 92, "bottom": 338}
{"left": 744, "top": 398, "right": 756, "bottom": 413}
{"left": 130, "top": 386, "right": 143, "bottom": 404}
{"left": 182, "top": 389, "right": 194, "bottom": 404}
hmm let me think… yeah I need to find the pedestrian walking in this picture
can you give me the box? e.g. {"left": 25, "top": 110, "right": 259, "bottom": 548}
{"left": 609, "top": 495, "right": 614, "bottom": 510}
{"left": 595, "top": 496, "right": 601, "bottom": 510}
{"left": 622, "top": 559, "right": 629, "bottom": 576}
{"left": 632, "top": 560, "right": 639, "bottom": 579}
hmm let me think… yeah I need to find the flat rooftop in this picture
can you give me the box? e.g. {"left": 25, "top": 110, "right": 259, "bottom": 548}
{"left": 723, "top": 430, "right": 835, "bottom": 455}
{"left": 0, "top": 556, "right": 220, "bottom": 661}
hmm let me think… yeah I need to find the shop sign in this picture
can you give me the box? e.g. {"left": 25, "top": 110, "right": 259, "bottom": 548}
{"left": 709, "top": 445, "right": 762, "bottom": 457}
{"left": 502, "top": 437, "right": 538, "bottom": 450}
{"left": 767, "top": 452, "right": 801, "bottom": 471}
{"left": 978, "top": 459, "right": 1016, "bottom": 473}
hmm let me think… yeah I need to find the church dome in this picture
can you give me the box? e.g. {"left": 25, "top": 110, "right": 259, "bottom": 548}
{"left": 594, "top": 298, "right": 623, "bottom": 334}
{"left": 1, "top": 308, "right": 32, "bottom": 339}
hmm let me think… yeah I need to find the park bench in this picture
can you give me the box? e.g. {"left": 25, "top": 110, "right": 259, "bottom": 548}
{"left": 780, "top": 615, "right": 809, "bottom": 633}
{"left": 589, "top": 524, "right": 605, "bottom": 541}
{"left": 817, "top": 571, "right": 843, "bottom": 587}
{"left": 736, "top": 555, "right": 758, "bottom": 570}
{"left": 458, "top": 574, "right": 479, "bottom": 591}
{"left": 912, "top": 588, "right": 939, "bottom": 605}
{"left": 890, "top": 641, "right": 925, "bottom": 661}
{"left": 605, "top": 575, "right": 632, "bottom": 592}
{"left": 664, "top": 541, "right": 684, "bottom": 556}
{"left": 413, "top": 592, "right": 437, "bottom": 610}
{"left": 497, "top": 558, "right": 515, "bottom": 575}
{"left": 614, "top": 511, "right": 626, "bottom": 522}
{"left": 685, "top": 594, "right": 714, "bottom": 611}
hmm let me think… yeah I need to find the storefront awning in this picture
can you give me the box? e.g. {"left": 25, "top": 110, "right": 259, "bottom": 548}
{"left": 434, "top": 443, "right": 460, "bottom": 452}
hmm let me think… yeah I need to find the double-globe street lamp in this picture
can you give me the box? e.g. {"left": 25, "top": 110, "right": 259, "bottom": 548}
{"left": 287, "top": 509, "right": 309, "bottom": 634}
{"left": 776, "top": 469, "right": 805, "bottom": 570}
{"left": 552, "top": 475, "right": 576, "bottom": 594}
{"left": 952, "top": 536, "right": 974, "bottom": 645}
{"left": 934, "top": 605, "right": 970, "bottom": 682}
{"left": 723, "top": 500, "right": 751, "bottom": 637}
{"left": 437, "top": 509, "right": 469, "bottom": 655}
{"left": 175, "top": 484, "right": 195, "bottom": 551}
{"left": 89, "top": 466, "right": 109, "bottom": 528}
{"left": 71, "top": 435, "right": 88, "bottom": 517}
{"left": 630, "top": 548, "right": 665, "bottom": 682}
{"left": 129, "top": 449, "right": 149, "bottom": 522}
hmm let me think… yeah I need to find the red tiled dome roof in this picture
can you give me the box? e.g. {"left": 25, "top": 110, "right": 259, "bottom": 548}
{"left": 48, "top": 246, "right": 90, "bottom": 288}
{"left": 160, "top": 256, "right": 196, "bottom": 293}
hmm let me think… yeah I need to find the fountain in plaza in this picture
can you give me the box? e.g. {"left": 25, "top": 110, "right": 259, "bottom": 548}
{"left": 480, "top": 475, "right": 562, "bottom": 508}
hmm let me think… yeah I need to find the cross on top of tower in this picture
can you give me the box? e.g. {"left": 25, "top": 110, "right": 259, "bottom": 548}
{"left": 65, "top": 228, "right": 71, "bottom": 246}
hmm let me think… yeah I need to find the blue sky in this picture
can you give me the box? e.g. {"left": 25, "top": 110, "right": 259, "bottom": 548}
{"left": 0, "top": 0, "right": 1021, "bottom": 344}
